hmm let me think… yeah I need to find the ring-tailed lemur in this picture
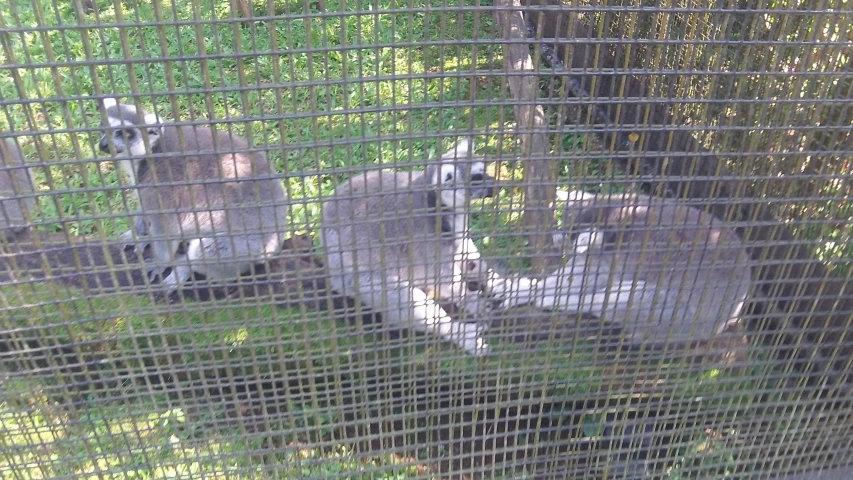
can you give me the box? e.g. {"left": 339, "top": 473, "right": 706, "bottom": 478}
{"left": 320, "top": 138, "right": 500, "bottom": 355}
{"left": 495, "top": 191, "right": 752, "bottom": 348}
{"left": 98, "top": 98, "right": 289, "bottom": 293}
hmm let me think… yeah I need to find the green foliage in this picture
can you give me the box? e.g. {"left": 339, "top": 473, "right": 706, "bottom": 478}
{"left": 0, "top": 0, "right": 521, "bottom": 239}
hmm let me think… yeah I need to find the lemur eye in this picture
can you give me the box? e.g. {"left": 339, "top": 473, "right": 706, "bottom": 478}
{"left": 114, "top": 129, "right": 124, "bottom": 138}
{"left": 470, "top": 173, "right": 484, "bottom": 183}
{"left": 147, "top": 129, "right": 158, "bottom": 136}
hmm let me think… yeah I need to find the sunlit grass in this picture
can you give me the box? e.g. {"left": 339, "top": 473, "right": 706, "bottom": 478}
{"left": 0, "top": 0, "right": 522, "bottom": 240}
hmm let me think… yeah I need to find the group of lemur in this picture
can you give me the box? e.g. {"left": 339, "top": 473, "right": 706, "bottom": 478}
{"left": 0, "top": 98, "right": 753, "bottom": 356}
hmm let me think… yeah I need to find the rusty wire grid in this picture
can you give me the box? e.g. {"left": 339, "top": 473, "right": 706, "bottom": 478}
{"left": 0, "top": 0, "right": 851, "bottom": 478}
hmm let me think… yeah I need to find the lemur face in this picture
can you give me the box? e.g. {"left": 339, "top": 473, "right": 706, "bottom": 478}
{"left": 98, "top": 98, "right": 163, "bottom": 157}
{"left": 432, "top": 138, "right": 495, "bottom": 210}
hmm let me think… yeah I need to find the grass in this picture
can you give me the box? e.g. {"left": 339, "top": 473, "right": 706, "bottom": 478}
{"left": 0, "top": 0, "right": 525, "bottom": 238}
{"left": 0, "top": 280, "right": 789, "bottom": 478}
{"left": 0, "top": 282, "right": 451, "bottom": 478}
{"left": 0, "top": 0, "right": 615, "bottom": 265}
{"left": 0, "top": 374, "right": 433, "bottom": 479}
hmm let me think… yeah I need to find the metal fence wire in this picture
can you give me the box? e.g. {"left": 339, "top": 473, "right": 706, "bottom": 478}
{"left": 0, "top": 0, "right": 851, "bottom": 478}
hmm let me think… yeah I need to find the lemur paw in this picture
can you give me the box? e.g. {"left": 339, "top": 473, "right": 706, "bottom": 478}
{"left": 453, "top": 322, "right": 492, "bottom": 357}
{"left": 120, "top": 229, "right": 150, "bottom": 254}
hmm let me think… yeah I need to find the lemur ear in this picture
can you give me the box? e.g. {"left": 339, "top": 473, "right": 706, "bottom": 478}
{"left": 143, "top": 112, "right": 164, "bottom": 127}
{"left": 441, "top": 137, "right": 474, "bottom": 160}
{"left": 102, "top": 97, "right": 118, "bottom": 109}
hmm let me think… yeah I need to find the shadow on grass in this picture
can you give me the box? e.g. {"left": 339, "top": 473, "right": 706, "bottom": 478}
{"left": 0, "top": 230, "right": 843, "bottom": 478}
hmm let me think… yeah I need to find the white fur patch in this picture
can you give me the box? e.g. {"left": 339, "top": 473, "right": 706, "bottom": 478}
{"left": 119, "top": 159, "right": 137, "bottom": 185}
{"left": 553, "top": 232, "right": 569, "bottom": 246}
{"left": 106, "top": 117, "right": 128, "bottom": 127}
{"left": 573, "top": 229, "right": 601, "bottom": 253}
{"left": 434, "top": 164, "right": 457, "bottom": 186}
{"left": 433, "top": 138, "right": 487, "bottom": 210}
{"left": 127, "top": 134, "right": 155, "bottom": 156}
{"left": 143, "top": 112, "right": 163, "bottom": 126}
{"left": 440, "top": 189, "right": 464, "bottom": 210}
{"left": 441, "top": 138, "right": 473, "bottom": 160}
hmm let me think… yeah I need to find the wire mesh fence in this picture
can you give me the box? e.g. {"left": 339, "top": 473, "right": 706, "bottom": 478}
{"left": 0, "top": 0, "right": 851, "bottom": 478}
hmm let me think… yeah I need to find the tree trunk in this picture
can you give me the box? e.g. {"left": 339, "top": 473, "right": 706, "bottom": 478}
{"left": 493, "top": 0, "right": 559, "bottom": 275}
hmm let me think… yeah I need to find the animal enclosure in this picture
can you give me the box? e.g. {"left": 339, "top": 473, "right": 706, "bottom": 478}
{"left": 0, "top": 0, "right": 851, "bottom": 478}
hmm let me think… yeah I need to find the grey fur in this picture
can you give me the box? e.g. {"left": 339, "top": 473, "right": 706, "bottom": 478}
{"left": 0, "top": 137, "right": 36, "bottom": 241}
{"left": 500, "top": 191, "right": 752, "bottom": 347}
{"left": 320, "top": 138, "right": 497, "bottom": 355}
{"left": 98, "top": 98, "right": 289, "bottom": 293}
